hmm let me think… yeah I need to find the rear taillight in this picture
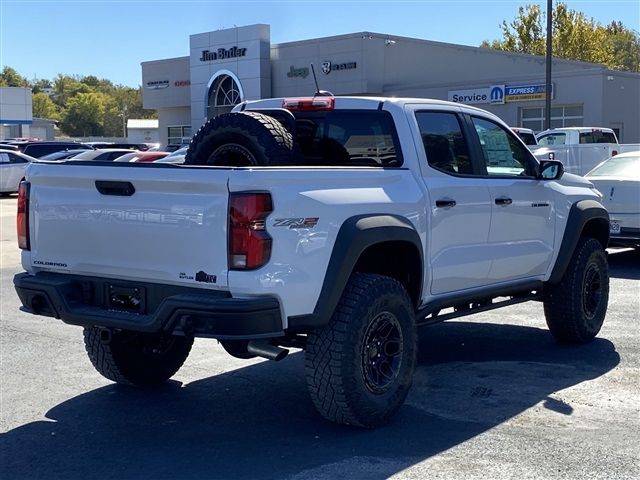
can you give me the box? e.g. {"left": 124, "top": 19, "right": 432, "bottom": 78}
{"left": 228, "top": 192, "right": 273, "bottom": 270}
{"left": 282, "top": 97, "right": 335, "bottom": 112}
{"left": 17, "top": 181, "right": 30, "bottom": 250}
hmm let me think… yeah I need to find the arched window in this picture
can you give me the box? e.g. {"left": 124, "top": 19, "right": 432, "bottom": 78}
{"left": 206, "top": 72, "right": 243, "bottom": 119}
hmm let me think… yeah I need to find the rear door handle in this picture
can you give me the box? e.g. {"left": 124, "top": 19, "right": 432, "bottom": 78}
{"left": 435, "top": 198, "right": 456, "bottom": 208}
{"left": 495, "top": 197, "right": 513, "bottom": 206}
{"left": 95, "top": 180, "right": 135, "bottom": 196}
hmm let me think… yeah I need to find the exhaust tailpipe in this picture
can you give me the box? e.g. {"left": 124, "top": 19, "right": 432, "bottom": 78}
{"left": 247, "top": 341, "right": 289, "bottom": 361}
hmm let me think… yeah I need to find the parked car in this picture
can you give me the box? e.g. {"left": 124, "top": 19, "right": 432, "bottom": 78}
{"left": 10, "top": 141, "right": 94, "bottom": 159}
{"left": 68, "top": 149, "right": 135, "bottom": 162}
{"left": 511, "top": 127, "right": 538, "bottom": 146}
{"left": 0, "top": 149, "right": 34, "bottom": 194}
{"left": 585, "top": 151, "right": 640, "bottom": 248}
{"left": 39, "top": 149, "right": 91, "bottom": 161}
{"left": 0, "top": 143, "right": 20, "bottom": 151}
{"left": 164, "top": 143, "right": 189, "bottom": 152}
{"left": 536, "top": 127, "right": 619, "bottom": 146}
{"left": 153, "top": 146, "right": 187, "bottom": 164}
{"left": 113, "top": 151, "right": 170, "bottom": 163}
{"left": 532, "top": 127, "right": 621, "bottom": 175}
{"left": 108, "top": 143, "right": 150, "bottom": 151}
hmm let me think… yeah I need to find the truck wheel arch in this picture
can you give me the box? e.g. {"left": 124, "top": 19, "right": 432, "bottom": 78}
{"left": 548, "top": 199, "right": 609, "bottom": 284}
{"left": 287, "top": 214, "right": 423, "bottom": 331}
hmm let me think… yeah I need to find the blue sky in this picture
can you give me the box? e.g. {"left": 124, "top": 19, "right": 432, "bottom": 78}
{"left": 1, "top": 0, "right": 638, "bottom": 87}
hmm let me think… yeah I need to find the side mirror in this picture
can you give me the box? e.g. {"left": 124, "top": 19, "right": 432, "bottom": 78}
{"left": 538, "top": 160, "right": 564, "bottom": 180}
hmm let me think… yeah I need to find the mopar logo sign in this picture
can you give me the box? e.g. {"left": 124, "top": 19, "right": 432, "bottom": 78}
{"left": 490, "top": 85, "right": 505, "bottom": 104}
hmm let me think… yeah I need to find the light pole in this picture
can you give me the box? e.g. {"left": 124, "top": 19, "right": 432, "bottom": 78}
{"left": 545, "top": 0, "right": 553, "bottom": 130}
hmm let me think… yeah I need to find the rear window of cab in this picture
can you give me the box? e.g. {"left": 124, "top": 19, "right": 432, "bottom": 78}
{"left": 291, "top": 110, "right": 403, "bottom": 167}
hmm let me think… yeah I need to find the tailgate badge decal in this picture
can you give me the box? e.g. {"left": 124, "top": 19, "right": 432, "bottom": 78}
{"left": 273, "top": 218, "right": 319, "bottom": 229}
{"left": 196, "top": 271, "right": 217, "bottom": 284}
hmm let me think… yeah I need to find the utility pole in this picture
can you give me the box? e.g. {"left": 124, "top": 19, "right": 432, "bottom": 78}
{"left": 120, "top": 105, "right": 128, "bottom": 140}
{"left": 545, "top": 0, "right": 553, "bottom": 130}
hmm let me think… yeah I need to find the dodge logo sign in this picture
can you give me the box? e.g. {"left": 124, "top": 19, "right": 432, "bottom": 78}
{"left": 321, "top": 61, "right": 332, "bottom": 75}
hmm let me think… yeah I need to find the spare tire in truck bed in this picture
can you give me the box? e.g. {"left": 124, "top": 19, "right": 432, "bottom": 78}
{"left": 184, "top": 111, "right": 295, "bottom": 166}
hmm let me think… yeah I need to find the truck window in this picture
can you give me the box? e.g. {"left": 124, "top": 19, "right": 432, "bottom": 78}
{"left": 415, "top": 111, "right": 472, "bottom": 174}
{"left": 471, "top": 117, "right": 535, "bottom": 177}
{"left": 516, "top": 131, "right": 537, "bottom": 146}
{"left": 537, "top": 133, "right": 566, "bottom": 146}
{"left": 292, "top": 110, "right": 402, "bottom": 167}
{"left": 594, "top": 131, "right": 617, "bottom": 143}
{"left": 579, "top": 132, "right": 594, "bottom": 144}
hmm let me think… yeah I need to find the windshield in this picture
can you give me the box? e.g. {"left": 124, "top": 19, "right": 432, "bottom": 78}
{"left": 587, "top": 155, "right": 640, "bottom": 179}
{"left": 537, "top": 133, "right": 566, "bottom": 146}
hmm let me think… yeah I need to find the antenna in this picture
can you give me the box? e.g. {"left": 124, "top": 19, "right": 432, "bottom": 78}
{"left": 310, "top": 63, "right": 333, "bottom": 97}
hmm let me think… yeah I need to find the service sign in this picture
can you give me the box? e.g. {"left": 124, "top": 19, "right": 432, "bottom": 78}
{"left": 448, "top": 87, "right": 490, "bottom": 104}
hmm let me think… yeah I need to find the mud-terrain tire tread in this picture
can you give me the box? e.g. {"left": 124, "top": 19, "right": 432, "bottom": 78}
{"left": 305, "top": 273, "right": 417, "bottom": 428}
{"left": 83, "top": 327, "right": 193, "bottom": 386}
{"left": 184, "top": 111, "right": 294, "bottom": 166}
{"left": 543, "top": 237, "right": 609, "bottom": 344}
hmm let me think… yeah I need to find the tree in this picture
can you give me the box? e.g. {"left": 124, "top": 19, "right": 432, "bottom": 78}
{"left": 481, "top": 2, "right": 640, "bottom": 72}
{"left": 32, "top": 92, "right": 60, "bottom": 120}
{"left": 59, "top": 92, "right": 108, "bottom": 136}
{"left": 0, "top": 66, "right": 29, "bottom": 87}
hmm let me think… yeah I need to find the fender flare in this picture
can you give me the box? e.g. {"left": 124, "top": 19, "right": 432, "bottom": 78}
{"left": 548, "top": 199, "right": 609, "bottom": 284}
{"left": 287, "top": 214, "right": 423, "bottom": 330}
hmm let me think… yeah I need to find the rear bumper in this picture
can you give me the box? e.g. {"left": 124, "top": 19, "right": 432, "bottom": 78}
{"left": 14, "top": 272, "right": 283, "bottom": 339}
{"left": 610, "top": 227, "right": 640, "bottom": 248}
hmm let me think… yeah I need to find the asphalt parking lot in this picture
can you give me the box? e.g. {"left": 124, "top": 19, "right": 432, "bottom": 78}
{"left": 1, "top": 194, "right": 638, "bottom": 480}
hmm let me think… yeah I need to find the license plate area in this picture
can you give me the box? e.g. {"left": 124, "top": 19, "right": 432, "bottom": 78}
{"left": 105, "top": 284, "right": 146, "bottom": 313}
{"left": 610, "top": 221, "right": 621, "bottom": 235}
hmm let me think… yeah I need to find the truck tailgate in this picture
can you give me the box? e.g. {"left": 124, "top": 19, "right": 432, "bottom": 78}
{"left": 25, "top": 163, "right": 230, "bottom": 289}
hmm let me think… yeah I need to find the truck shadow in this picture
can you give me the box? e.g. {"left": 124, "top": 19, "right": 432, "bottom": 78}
{"left": 0, "top": 323, "right": 619, "bottom": 480}
{"left": 608, "top": 248, "right": 640, "bottom": 280}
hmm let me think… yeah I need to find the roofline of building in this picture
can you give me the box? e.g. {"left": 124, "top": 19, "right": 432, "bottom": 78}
{"left": 272, "top": 29, "right": 612, "bottom": 70}
{"left": 141, "top": 55, "right": 189, "bottom": 66}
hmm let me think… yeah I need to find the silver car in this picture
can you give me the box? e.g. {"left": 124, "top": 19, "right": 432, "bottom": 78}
{"left": 0, "top": 149, "right": 34, "bottom": 195}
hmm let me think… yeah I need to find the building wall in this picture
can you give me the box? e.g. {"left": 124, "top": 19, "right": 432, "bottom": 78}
{"left": 189, "top": 24, "right": 271, "bottom": 132}
{"left": 603, "top": 71, "right": 640, "bottom": 143}
{"left": 128, "top": 127, "right": 159, "bottom": 144}
{"left": 141, "top": 26, "right": 640, "bottom": 145}
{"left": 141, "top": 57, "right": 191, "bottom": 109}
{"left": 157, "top": 107, "right": 191, "bottom": 147}
{"left": 271, "top": 34, "right": 367, "bottom": 97}
{"left": 0, "top": 87, "right": 33, "bottom": 140}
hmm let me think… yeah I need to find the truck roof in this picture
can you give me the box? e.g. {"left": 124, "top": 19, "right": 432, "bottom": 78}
{"left": 538, "top": 127, "right": 616, "bottom": 133}
{"left": 237, "top": 96, "right": 494, "bottom": 115}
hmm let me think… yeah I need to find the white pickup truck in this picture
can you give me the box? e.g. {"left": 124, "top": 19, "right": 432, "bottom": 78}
{"left": 14, "top": 96, "right": 611, "bottom": 427}
{"left": 532, "top": 127, "right": 623, "bottom": 175}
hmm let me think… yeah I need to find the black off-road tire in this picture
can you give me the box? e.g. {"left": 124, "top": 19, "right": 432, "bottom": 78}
{"left": 83, "top": 327, "right": 193, "bottom": 386}
{"left": 184, "top": 111, "right": 294, "bottom": 166}
{"left": 305, "top": 273, "right": 417, "bottom": 428}
{"left": 543, "top": 237, "right": 609, "bottom": 344}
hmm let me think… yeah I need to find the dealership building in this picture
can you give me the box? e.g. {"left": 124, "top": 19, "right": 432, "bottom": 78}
{"left": 141, "top": 24, "right": 640, "bottom": 147}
